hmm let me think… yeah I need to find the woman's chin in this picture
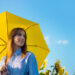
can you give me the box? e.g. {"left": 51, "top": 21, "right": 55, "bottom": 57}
{"left": 18, "top": 44, "right": 24, "bottom": 47}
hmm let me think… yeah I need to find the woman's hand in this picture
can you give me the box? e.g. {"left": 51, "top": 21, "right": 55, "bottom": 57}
{"left": 0, "top": 64, "right": 6, "bottom": 71}
{"left": 0, "top": 64, "right": 7, "bottom": 75}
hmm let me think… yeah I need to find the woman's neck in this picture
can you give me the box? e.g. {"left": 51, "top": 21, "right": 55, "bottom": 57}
{"left": 14, "top": 45, "right": 21, "bottom": 52}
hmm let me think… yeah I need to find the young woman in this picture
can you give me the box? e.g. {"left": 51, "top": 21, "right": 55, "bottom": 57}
{"left": 0, "top": 28, "right": 39, "bottom": 75}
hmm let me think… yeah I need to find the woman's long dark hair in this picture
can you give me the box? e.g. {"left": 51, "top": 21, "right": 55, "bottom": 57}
{"left": 5, "top": 28, "right": 27, "bottom": 64}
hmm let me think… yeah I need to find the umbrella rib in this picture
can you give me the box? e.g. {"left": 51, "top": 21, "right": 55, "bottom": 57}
{"left": 0, "top": 45, "right": 49, "bottom": 54}
{"left": 0, "top": 46, "right": 7, "bottom": 54}
{"left": 0, "top": 44, "right": 7, "bottom": 46}
{"left": 0, "top": 37, "right": 7, "bottom": 44}
{"left": 27, "top": 45, "right": 49, "bottom": 52}
{"left": 25, "top": 24, "right": 38, "bottom": 31}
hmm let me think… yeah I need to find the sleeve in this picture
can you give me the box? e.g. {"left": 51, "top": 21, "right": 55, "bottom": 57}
{"left": 0, "top": 56, "right": 6, "bottom": 66}
{"left": 0, "top": 56, "right": 6, "bottom": 74}
{"left": 28, "top": 53, "right": 39, "bottom": 75}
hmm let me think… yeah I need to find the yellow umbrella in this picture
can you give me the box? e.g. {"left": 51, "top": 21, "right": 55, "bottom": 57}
{"left": 0, "top": 11, "right": 50, "bottom": 71}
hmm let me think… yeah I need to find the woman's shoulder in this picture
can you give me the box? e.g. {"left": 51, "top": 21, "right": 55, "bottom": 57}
{"left": 27, "top": 51, "right": 37, "bottom": 61}
{"left": 25, "top": 51, "right": 36, "bottom": 62}
{"left": 27, "top": 51, "right": 35, "bottom": 58}
{"left": 26, "top": 51, "right": 33, "bottom": 58}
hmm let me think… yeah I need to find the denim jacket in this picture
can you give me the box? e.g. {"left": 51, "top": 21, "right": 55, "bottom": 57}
{"left": 0, "top": 48, "right": 39, "bottom": 75}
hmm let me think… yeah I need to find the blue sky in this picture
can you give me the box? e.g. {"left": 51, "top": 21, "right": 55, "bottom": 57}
{"left": 0, "top": 0, "right": 75, "bottom": 75}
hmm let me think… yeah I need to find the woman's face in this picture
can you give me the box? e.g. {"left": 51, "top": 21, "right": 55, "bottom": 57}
{"left": 14, "top": 30, "right": 25, "bottom": 47}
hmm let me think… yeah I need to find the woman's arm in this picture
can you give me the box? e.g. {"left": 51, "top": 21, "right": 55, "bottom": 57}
{"left": 0, "top": 56, "right": 7, "bottom": 75}
{"left": 28, "top": 53, "right": 39, "bottom": 75}
{"left": 0, "top": 56, "right": 6, "bottom": 66}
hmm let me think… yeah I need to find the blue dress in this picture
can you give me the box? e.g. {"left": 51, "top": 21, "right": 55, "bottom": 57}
{"left": 0, "top": 48, "right": 39, "bottom": 75}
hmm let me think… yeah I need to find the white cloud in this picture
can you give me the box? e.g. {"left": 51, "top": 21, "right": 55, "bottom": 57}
{"left": 56, "top": 40, "right": 69, "bottom": 44}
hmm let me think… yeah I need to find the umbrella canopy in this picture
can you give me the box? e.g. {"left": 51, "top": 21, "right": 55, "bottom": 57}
{"left": 0, "top": 11, "right": 50, "bottom": 71}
